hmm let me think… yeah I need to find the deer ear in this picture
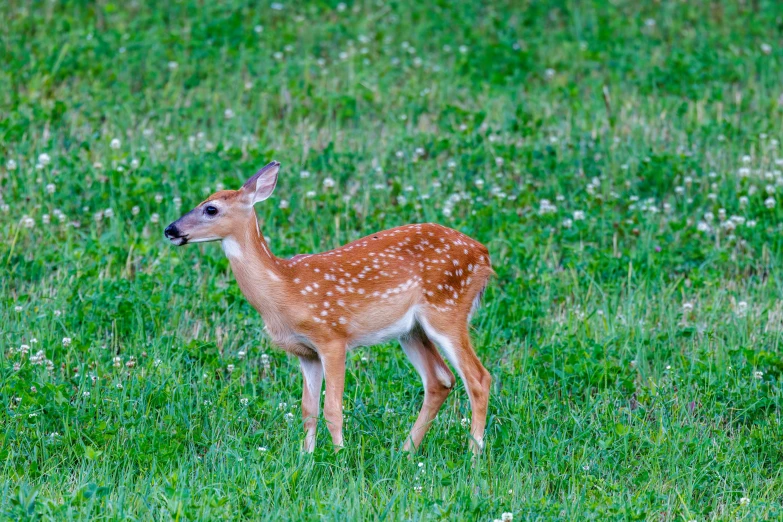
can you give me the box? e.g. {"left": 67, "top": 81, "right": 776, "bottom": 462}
{"left": 242, "top": 161, "right": 280, "bottom": 204}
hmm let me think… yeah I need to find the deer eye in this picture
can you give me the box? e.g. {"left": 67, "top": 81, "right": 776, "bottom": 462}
{"left": 204, "top": 205, "right": 218, "bottom": 216}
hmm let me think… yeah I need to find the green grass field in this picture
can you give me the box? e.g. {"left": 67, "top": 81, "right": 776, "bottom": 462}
{"left": 3, "top": 0, "right": 783, "bottom": 520}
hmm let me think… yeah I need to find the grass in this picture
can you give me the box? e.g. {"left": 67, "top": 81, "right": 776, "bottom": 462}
{"left": 2, "top": 0, "right": 783, "bottom": 519}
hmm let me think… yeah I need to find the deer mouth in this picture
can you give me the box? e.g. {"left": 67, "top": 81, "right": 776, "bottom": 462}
{"left": 164, "top": 224, "right": 189, "bottom": 246}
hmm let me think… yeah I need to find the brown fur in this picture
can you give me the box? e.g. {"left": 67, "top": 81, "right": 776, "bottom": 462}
{"left": 166, "top": 164, "right": 492, "bottom": 453}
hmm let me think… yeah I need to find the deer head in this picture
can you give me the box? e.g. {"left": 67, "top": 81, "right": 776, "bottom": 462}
{"left": 164, "top": 161, "right": 279, "bottom": 246}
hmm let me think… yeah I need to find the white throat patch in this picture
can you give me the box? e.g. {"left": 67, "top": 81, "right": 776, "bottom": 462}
{"left": 221, "top": 237, "right": 244, "bottom": 260}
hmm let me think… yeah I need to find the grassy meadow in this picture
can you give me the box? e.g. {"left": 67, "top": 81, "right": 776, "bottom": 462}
{"left": 3, "top": 0, "right": 783, "bottom": 519}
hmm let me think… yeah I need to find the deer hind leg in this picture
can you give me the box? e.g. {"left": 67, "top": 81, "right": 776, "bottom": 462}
{"left": 419, "top": 313, "right": 491, "bottom": 455}
{"left": 400, "top": 328, "right": 455, "bottom": 452}
{"left": 298, "top": 354, "right": 323, "bottom": 453}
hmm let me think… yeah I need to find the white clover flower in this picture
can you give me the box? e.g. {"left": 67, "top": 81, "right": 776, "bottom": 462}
{"left": 746, "top": 220, "right": 757, "bottom": 228}
{"left": 154, "top": 193, "right": 163, "bottom": 203}
{"left": 7, "top": 159, "right": 17, "bottom": 170}
{"left": 110, "top": 138, "right": 121, "bottom": 150}
{"left": 61, "top": 337, "right": 72, "bottom": 347}
{"left": 279, "top": 199, "right": 289, "bottom": 209}
{"left": 573, "top": 210, "right": 585, "bottom": 221}
{"left": 130, "top": 158, "right": 140, "bottom": 169}
{"left": 738, "top": 167, "right": 750, "bottom": 177}
{"left": 46, "top": 183, "right": 56, "bottom": 194}
{"left": 93, "top": 211, "right": 104, "bottom": 223}
{"left": 740, "top": 497, "right": 750, "bottom": 506}
{"left": 116, "top": 383, "right": 123, "bottom": 390}
{"left": 754, "top": 370, "right": 763, "bottom": 380}
{"left": 284, "top": 412, "right": 294, "bottom": 422}
{"left": 131, "top": 206, "right": 140, "bottom": 216}
{"left": 682, "top": 302, "right": 694, "bottom": 312}
{"left": 704, "top": 212, "right": 714, "bottom": 222}
{"left": 168, "top": 61, "right": 178, "bottom": 70}
{"left": 761, "top": 43, "right": 772, "bottom": 55}
{"left": 227, "top": 364, "right": 235, "bottom": 373}
{"left": 83, "top": 391, "right": 91, "bottom": 398}
{"left": 323, "top": 177, "right": 335, "bottom": 188}
{"left": 22, "top": 216, "right": 35, "bottom": 228}
{"left": 244, "top": 81, "right": 253, "bottom": 90}
{"left": 538, "top": 199, "right": 557, "bottom": 215}
{"left": 1, "top": 203, "right": 9, "bottom": 213}
{"left": 150, "top": 213, "right": 160, "bottom": 224}
{"left": 257, "top": 446, "right": 268, "bottom": 452}
{"left": 300, "top": 170, "right": 310, "bottom": 179}
{"left": 240, "top": 397, "right": 249, "bottom": 406}
{"left": 271, "top": 2, "right": 283, "bottom": 9}
{"left": 306, "top": 190, "right": 316, "bottom": 198}
{"left": 544, "top": 68, "right": 556, "bottom": 79}
{"left": 254, "top": 25, "right": 263, "bottom": 33}
{"left": 224, "top": 108, "right": 235, "bottom": 119}
{"left": 39, "top": 153, "right": 51, "bottom": 165}
{"left": 742, "top": 155, "right": 752, "bottom": 164}
{"left": 562, "top": 218, "right": 573, "bottom": 229}
{"left": 765, "top": 197, "right": 776, "bottom": 209}
{"left": 644, "top": 18, "right": 656, "bottom": 27}
{"left": 173, "top": 196, "right": 182, "bottom": 209}
{"left": 739, "top": 196, "right": 749, "bottom": 207}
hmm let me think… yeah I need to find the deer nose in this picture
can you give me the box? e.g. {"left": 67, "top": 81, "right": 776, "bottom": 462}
{"left": 164, "top": 224, "right": 179, "bottom": 238}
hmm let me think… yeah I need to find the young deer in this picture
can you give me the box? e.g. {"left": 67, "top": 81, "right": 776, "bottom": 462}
{"left": 164, "top": 161, "right": 493, "bottom": 453}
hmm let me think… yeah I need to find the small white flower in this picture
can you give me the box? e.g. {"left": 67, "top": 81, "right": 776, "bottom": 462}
{"left": 644, "top": 18, "right": 656, "bottom": 27}
{"left": 413, "top": 485, "right": 423, "bottom": 494}
{"left": 254, "top": 25, "right": 263, "bottom": 33}
{"left": 761, "top": 43, "right": 772, "bottom": 55}
{"left": 130, "top": 158, "right": 140, "bottom": 169}
{"left": 39, "top": 153, "right": 51, "bottom": 165}
{"left": 323, "top": 177, "right": 335, "bottom": 188}
{"left": 131, "top": 206, "right": 140, "bottom": 216}
{"left": 150, "top": 213, "right": 160, "bottom": 224}
{"left": 7, "top": 159, "right": 17, "bottom": 170}
{"left": 224, "top": 108, "right": 235, "bottom": 119}
{"left": 116, "top": 383, "right": 123, "bottom": 390}
{"left": 110, "top": 138, "right": 121, "bottom": 150}
{"left": 682, "top": 302, "right": 694, "bottom": 312}
{"left": 544, "top": 68, "right": 556, "bottom": 79}
{"left": 697, "top": 221, "right": 710, "bottom": 233}
{"left": 739, "top": 497, "right": 750, "bottom": 506}
{"left": 271, "top": 2, "right": 283, "bottom": 10}
{"left": 306, "top": 190, "right": 316, "bottom": 198}
{"left": 337, "top": 2, "right": 346, "bottom": 11}
{"left": 257, "top": 446, "right": 268, "bottom": 452}
{"left": 240, "top": 397, "right": 249, "bottom": 406}
{"left": 227, "top": 364, "right": 235, "bottom": 373}
{"left": 754, "top": 370, "right": 763, "bottom": 380}
{"left": 279, "top": 199, "right": 289, "bottom": 209}
{"left": 502, "top": 513, "right": 514, "bottom": 522}
{"left": 46, "top": 183, "right": 56, "bottom": 194}
{"left": 83, "top": 391, "right": 91, "bottom": 398}
{"left": 573, "top": 210, "right": 585, "bottom": 221}
{"left": 62, "top": 337, "right": 72, "bottom": 347}
{"left": 168, "top": 61, "right": 178, "bottom": 70}
{"left": 562, "top": 218, "right": 573, "bottom": 229}
{"left": 284, "top": 412, "right": 294, "bottom": 422}
{"left": 765, "top": 197, "right": 776, "bottom": 209}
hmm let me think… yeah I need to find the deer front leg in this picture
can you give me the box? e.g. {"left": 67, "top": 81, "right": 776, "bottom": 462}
{"left": 299, "top": 355, "right": 323, "bottom": 453}
{"left": 319, "top": 344, "right": 347, "bottom": 450}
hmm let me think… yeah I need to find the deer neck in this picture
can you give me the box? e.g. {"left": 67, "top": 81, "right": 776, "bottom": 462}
{"left": 221, "top": 214, "right": 284, "bottom": 315}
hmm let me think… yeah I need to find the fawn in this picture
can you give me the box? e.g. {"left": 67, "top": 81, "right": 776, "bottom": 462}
{"left": 165, "top": 161, "right": 493, "bottom": 453}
